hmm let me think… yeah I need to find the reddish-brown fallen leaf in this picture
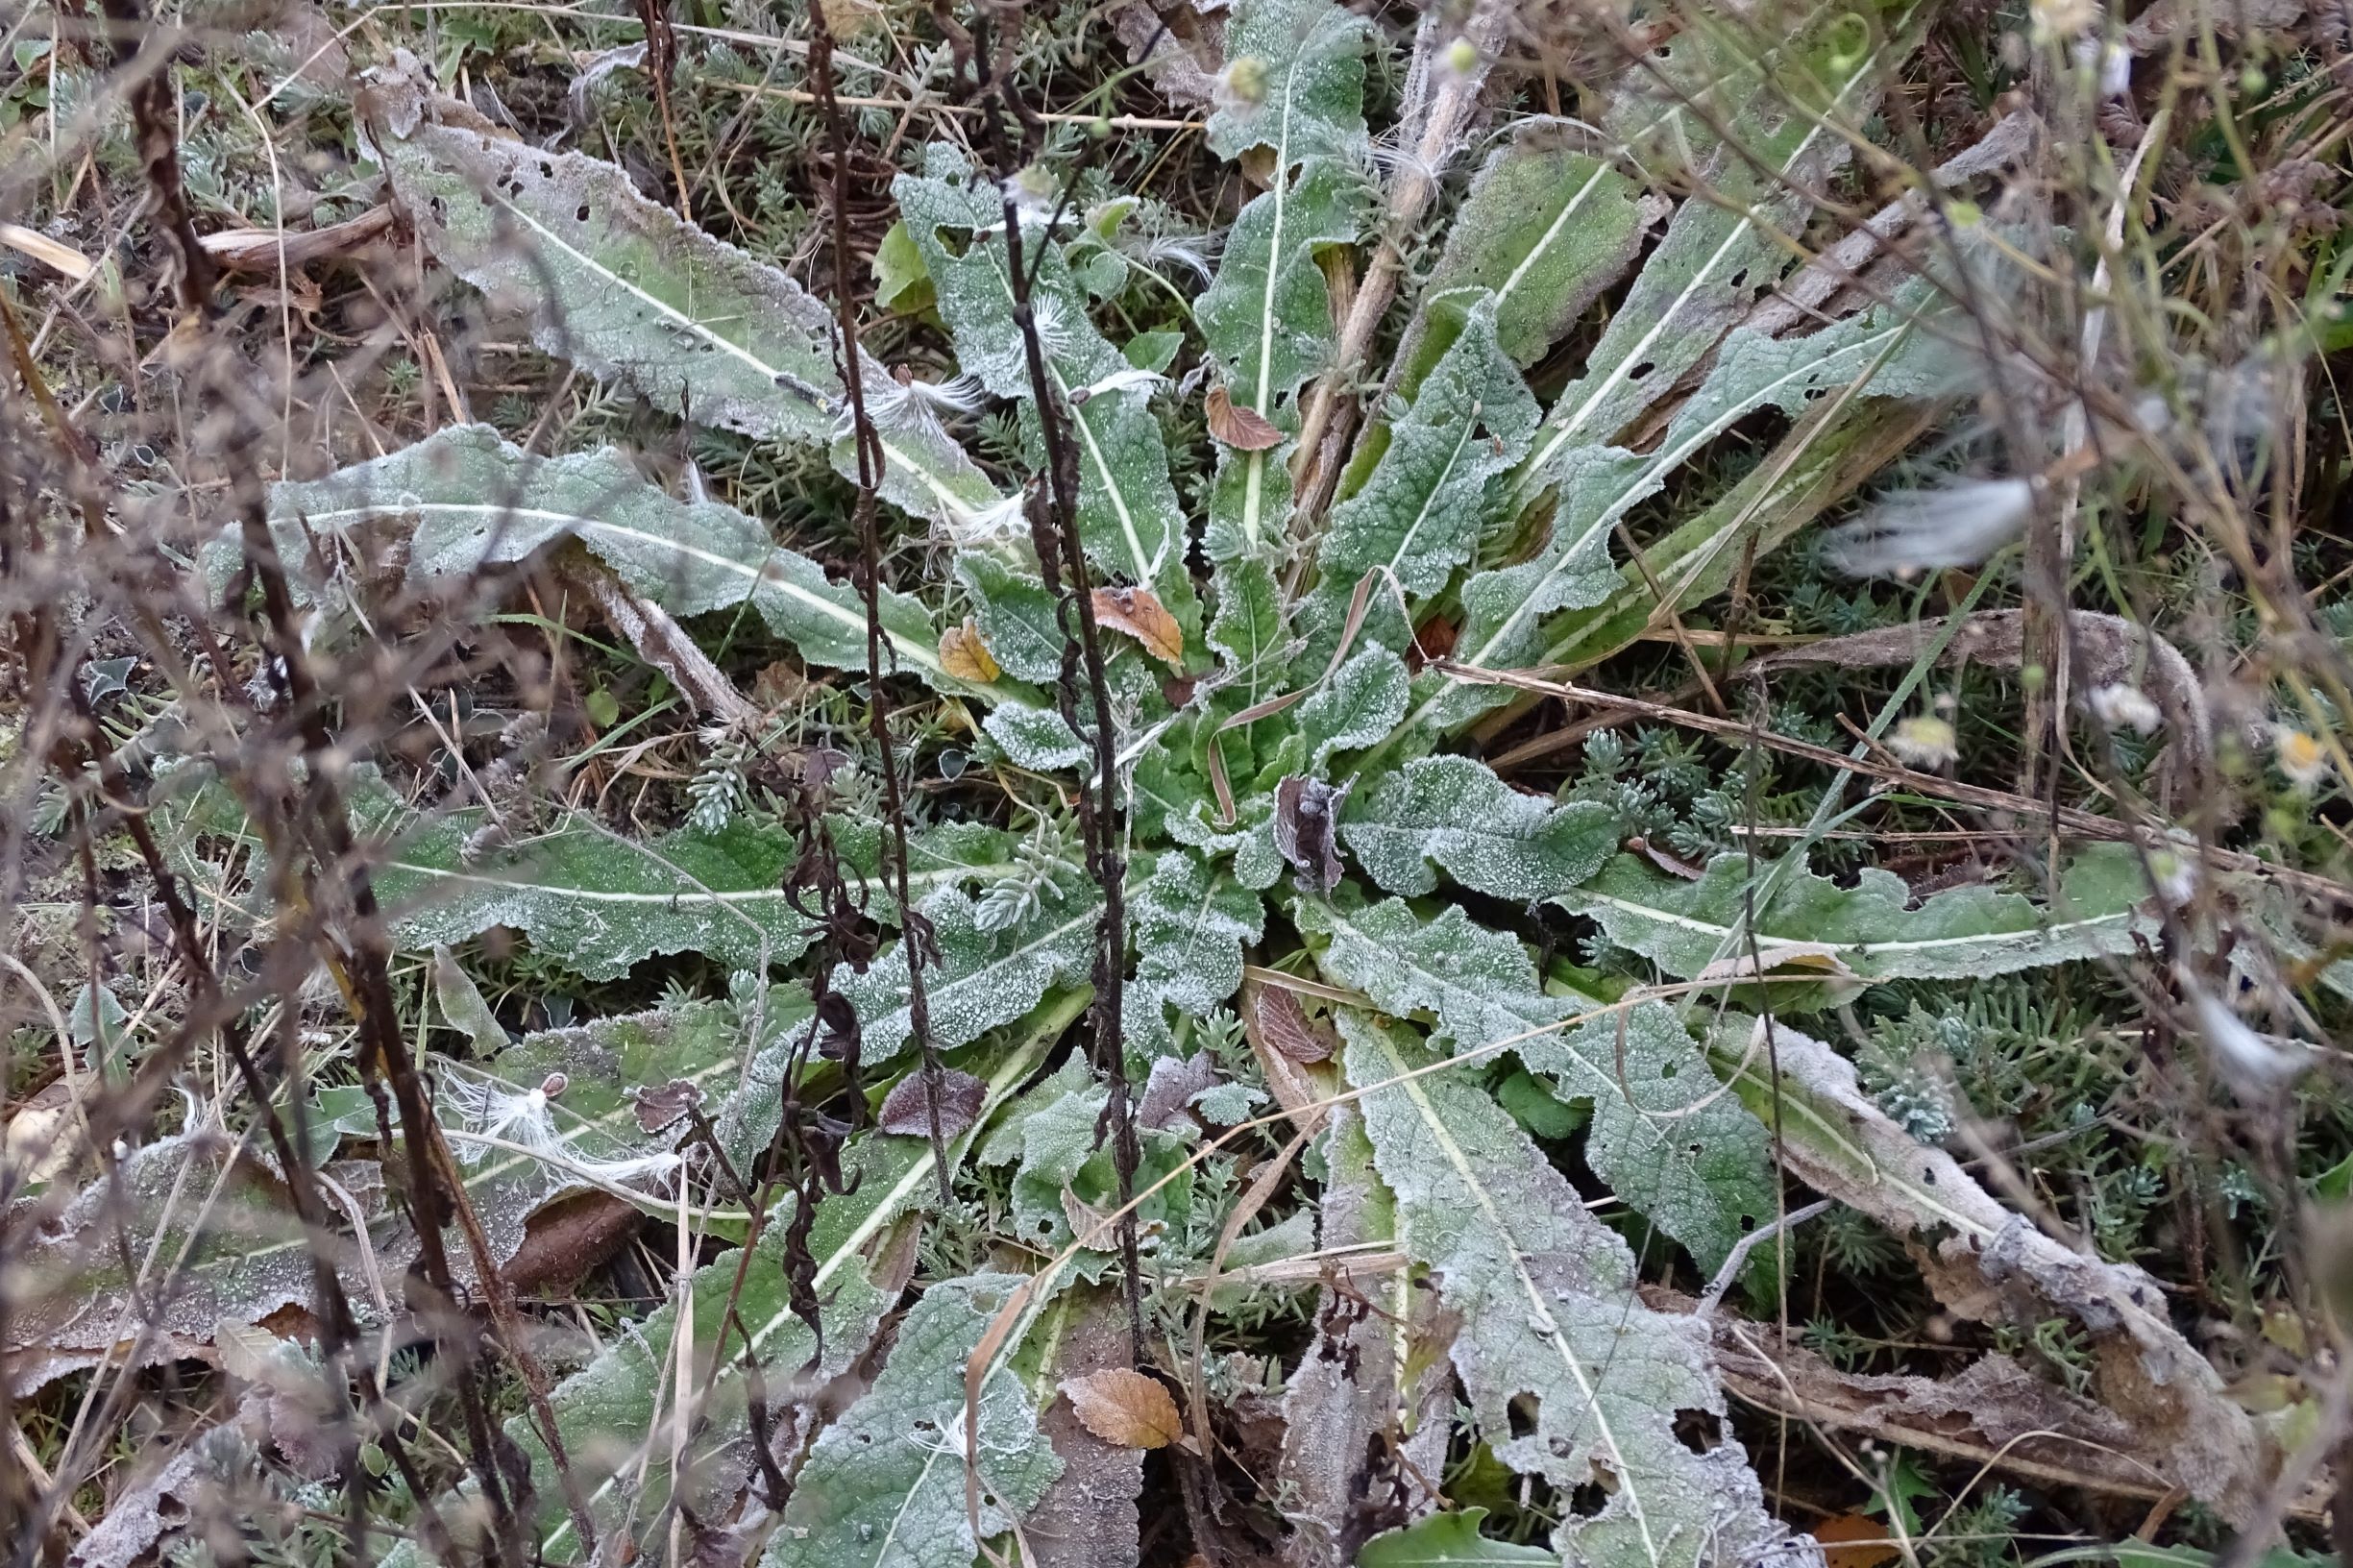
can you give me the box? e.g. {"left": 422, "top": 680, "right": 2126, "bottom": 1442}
{"left": 877, "top": 1066, "right": 988, "bottom": 1139}
{"left": 1091, "top": 586, "right": 1185, "bottom": 666}
{"left": 1812, "top": 1514, "right": 1900, "bottom": 1568}
{"left": 1205, "top": 385, "right": 1283, "bottom": 451}
{"left": 1061, "top": 1367, "right": 1184, "bottom": 1450}
{"left": 1251, "top": 984, "right": 1336, "bottom": 1064}
{"left": 939, "top": 617, "right": 1001, "bottom": 683}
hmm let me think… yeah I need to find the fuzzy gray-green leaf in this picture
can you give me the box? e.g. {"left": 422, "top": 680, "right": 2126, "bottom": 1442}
{"left": 1303, "top": 894, "right": 1771, "bottom": 1270}
{"left": 841, "top": 879, "right": 1103, "bottom": 1063}
{"left": 1339, "top": 754, "right": 1616, "bottom": 900}
{"left": 1426, "top": 127, "right": 1655, "bottom": 368}
{"left": 1342, "top": 1015, "right": 1789, "bottom": 1566}
{"left": 763, "top": 1275, "right": 1060, "bottom": 1568}
{"left": 1557, "top": 844, "right": 2157, "bottom": 992}
{"left": 261, "top": 426, "right": 951, "bottom": 688}
{"left": 360, "top": 73, "right": 1000, "bottom": 528}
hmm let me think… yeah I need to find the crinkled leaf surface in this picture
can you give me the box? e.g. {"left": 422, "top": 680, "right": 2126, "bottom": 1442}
{"left": 840, "top": 878, "right": 1102, "bottom": 1063}
{"left": 1302, "top": 893, "right": 1771, "bottom": 1269}
{"left": 1339, "top": 753, "right": 1616, "bottom": 900}
{"left": 1125, "top": 849, "right": 1266, "bottom": 1048}
{"left": 764, "top": 1275, "right": 1061, "bottom": 1568}
{"left": 493, "top": 1021, "right": 1061, "bottom": 1562}
{"left": 1313, "top": 297, "right": 1540, "bottom": 617}
{"left": 1342, "top": 1015, "right": 1788, "bottom": 1567}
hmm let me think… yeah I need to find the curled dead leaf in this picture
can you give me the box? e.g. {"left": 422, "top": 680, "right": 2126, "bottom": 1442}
{"left": 1273, "top": 774, "right": 1350, "bottom": 894}
{"left": 939, "top": 617, "right": 1001, "bottom": 683}
{"left": 1060, "top": 1366, "right": 1184, "bottom": 1450}
{"left": 1250, "top": 984, "right": 1335, "bottom": 1065}
{"left": 1091, "top": 586, "right": 1185, "bottom": 666}
{"left": 877, "top": 1066, "right": 988, "bottom": 1139}
{"left": 1204, "top": 385, "right": 1284, "bottom": 451}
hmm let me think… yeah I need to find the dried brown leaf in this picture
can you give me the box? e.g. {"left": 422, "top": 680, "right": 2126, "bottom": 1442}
{"left": 633, "top": 1077, "right": 703, "bottom": 1133}
{"left": 1205, "top": 385, "right": 1284, "bottom": 451}
{"left": 1060, "top": 1367, "right": 1184, "bottom": 1450}
{"left": 877, "top": 1067, "right": 988, "bottom": 1139}
{"left": 1251, "top": 984, "right": 1335, "bottom": 1065}
{"left": 1813, "top": 1515, "right": 1900, "bottom": 1568}
{"left": 939, "top": 617, "right": 1001, "bottom": 683}
{"left": 1273, "top": 775, "right": 1349, "bottom": 894}
{"left": 1090, "top": 586, "right": 1186, "bottom": 666}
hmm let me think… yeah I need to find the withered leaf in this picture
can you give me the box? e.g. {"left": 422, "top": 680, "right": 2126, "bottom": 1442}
{"left": 1251, "top": 984, "right": 1335, "bottom": 1065}
{"left": 1135, "top": 1051, "right": 1222, "bottom": 1131}
{"left": 1204, "top": 385, "right": 1284, "bottom": 451}
{"left": 938, "top": 617, "right": 1001, "bottom": 684}
{"left": 1813, "top": 1514, "right": 1901, "bottom": 1568}
{"left": 1061, "top": 1185, "right": 1120, "bottom": 1251}
{"left": 1274, "top": 774, "right": 1351, "bottom": 894}
{"left": 1060, "top": 1367, "right": 1184, "bottom": 1450}
{"left": 1090, "top": 586, "right": 1186, "bottom": 666}
{"left": 877, "top": 1066, "right": 988, "bottom": 1139}
{"left": 634, "top": 1078, "right": 703, "bottom": 1133}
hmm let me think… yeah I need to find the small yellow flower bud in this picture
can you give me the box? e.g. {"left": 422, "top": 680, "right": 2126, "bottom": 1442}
{"left": 1219, "top": 56, "right": 1268, "bottom": 110}
{"left": 1889, "top": 716, "right": 1958, "bottom": 769}
{"left": 1446, "top": 37, "right": 1480, "bottom": 74}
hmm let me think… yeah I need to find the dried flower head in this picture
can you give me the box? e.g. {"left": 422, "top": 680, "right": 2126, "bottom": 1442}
{"left": 2087, "top": 683, "right": 2163, "bottom": 735}
{"left": 1888, "top": 715, "right": 1959, "bottom": 768}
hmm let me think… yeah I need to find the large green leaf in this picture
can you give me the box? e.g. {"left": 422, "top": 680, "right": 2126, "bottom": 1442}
{"left": 488, "top": 1010, "right": 1070, "bottom": 1563}
{"left": 1423, "top": 127, "right": 1656, "bottom": 370}
{"left": 1195, "top": 0, "right": 1371, "bottom": 560}
{"left": 1401, "top": 280, "right": 1954, "bottom": 743}
{"left": 1125, "top": 849, "right": 1266, "bottom": 1048}
{"left": 1341, "top": 1016, "right": 1788, "bottom": 1566}
{"left": 1311, "top": 297, "right": 1540, "bottom": 618}
{"left": 356, "top": 69, "right": 1001, "bottom": 530}
{"left": 763, "top": 1275, "right": 1062, "bottom": 1568}
{"left": 839, "top": 876, "right": 1103, "bottom": 1063}
{"left": 1339, "top": 753, "right": 1616, "bottom": 900}
{"left": 171, "top": 772, "right": 1015, "bottom": 981}
{"left": 1301, "top": 894, "right": 1771, "bottom": 1269}
{"left": 260, "top": 426, "right": 956, "bottom": 690}
{"left": 895, "top": 149, "right": 1188, "bottom": 600}
{"left": 1556, "top": 844, "right": 2157, "bottom": 992}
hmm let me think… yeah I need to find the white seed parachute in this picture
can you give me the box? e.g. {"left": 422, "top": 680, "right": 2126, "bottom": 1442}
{"left": 434, "top": 1065, "right": 681, "bottom": 1195}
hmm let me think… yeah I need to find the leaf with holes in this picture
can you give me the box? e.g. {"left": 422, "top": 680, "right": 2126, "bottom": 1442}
{"left": 1341, "top": 1014, "right": 1793, "bottom": 1566}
